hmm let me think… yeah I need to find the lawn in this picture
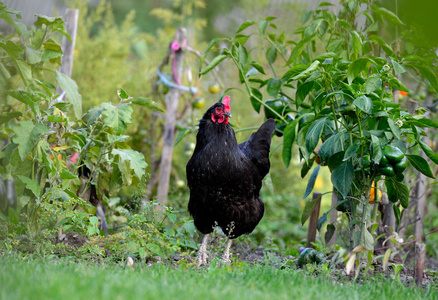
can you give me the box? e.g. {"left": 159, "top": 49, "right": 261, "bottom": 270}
{"left": 0, "top": 255, "right": 434, "bottom": 300}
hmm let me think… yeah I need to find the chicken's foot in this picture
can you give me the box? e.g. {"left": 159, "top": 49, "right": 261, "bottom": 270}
{"left": 197, "top": 233, "right": 210, "bottom": 267}
{"left": 222, "top": 238, "right": 232, "bottom": 263}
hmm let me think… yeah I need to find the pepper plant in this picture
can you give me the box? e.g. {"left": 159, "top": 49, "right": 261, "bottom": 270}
{"left": 199, "top": 0, "right": 438, "bottom": 249}
{"left": 0, "top": 4, "right": 156, "bottom": 235}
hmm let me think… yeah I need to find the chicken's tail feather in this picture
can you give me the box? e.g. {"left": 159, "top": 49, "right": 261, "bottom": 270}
{"left": 239, "top": 119, "right": 275, "bottom": 178}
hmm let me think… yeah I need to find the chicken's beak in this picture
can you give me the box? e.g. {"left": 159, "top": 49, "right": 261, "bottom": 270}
{"left": 224, "top": 111, "right": 232, "bottom": 118}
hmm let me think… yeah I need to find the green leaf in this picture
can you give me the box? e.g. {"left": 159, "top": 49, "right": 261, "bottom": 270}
{"left": 86, "top": 106, "right": 104, "bottom": 125}
{"left": 327, "top": 151, "right": 346, "bottom": 170}
{"left": 291, "top": 60, "right": 320, "bottom": 81}
{"left": 393, "top": 205, "right": 401, "bottom": 225}
{"left": 302, "top": 165, "right": 320, "bottom": 201}
{"left": 89, "top": 216, "right": 99, "bottom": 225}
{"left": 385, "top": 178, "right": 409, "bottom": 207}
{"left": 259, "top": 19, "right": 268, "bottom": 35}
{"left": 287, "top": 36, "right": 313, "bottom": 65}
{"left": 25, "top": 47, "right": 42, "bottom": 64}
{"left": 347, "top": 58, "right": 370, "bottom": 85}
{"left": 232, "top": 43, "right": 249, "bottom": 73}
{"left": 406, "top": 118, "right": 438, "bottom": 128}
{"left": 365, "top": 22, "right": 379, "bottom": 33}
{"left": 0, "top": 40, "right": 22, "bottom": 59}
{"left": 368, "top": 35, "right": 393, "bottom": 56}
{"left": 301, "top": 178, "right": 321, "bottom": 224}
{"left": 364, "top": 74, "right": 382, "bottom": 94}
{"left": 236, "top": 20, "right": 255, "bottom": 33}
{"left": 174, "top": 128, "right": 191, "bottom": 146}
{"left": 388, "top": 77, "right": 409, "bottom": 92}
{"left": 200, "top": 37, "right": 224, "bottom": 71}
{"left": 112, "top": 149, "right": 148, "bottom": 180}
{"left": 11, "top": 120, "right": 48, "bottom": 160}
{"left": 418, "top": 140, "right": 438, "bottom": 164}
{"left": 350, "top": 31, "right": 362, "bottom": 57}
{"left": 266, "top": 45, "right": 277, "bottom": 64}
{"left": 301, "top": 156, "right": 316, "bottom": 178}
{"left": 301, "top": 10, "right": 312, "bottom": 24}
{"left": 331, "top": 161, "right": 354, "bottom": 198}
{"left": 17, "top": 175, "right": 41, "bottom": 197}
{"left": 166, "top": 212, "right": 177, "bottom": 224}
{"left": 42, "top": 49, "right": 62, "bottom": 62}
{"left": 319, "top": 132, "right": 348, "bottom": 162}
{"left": 15, "top": 60, "right": 32, "bottom": 85}
{"left": 373, "top": 6, "right": 404, "bottom": 26}
{"left": 34, "top": 14, "right": 64, "bottom": 28}
{"left": 304, "top": 18, "right": 328, "bottom": 39}
{"left": 250, "top": 62, "right": 265, "bottom": 75}
{"left": 199, "top": 54, "right": 227, "bottom": 76}
{"left": 353, "top": 95, "right": 373, "bottom": 114}
{"left": 281, "top": 64, "right": 308, "bottom": 82}
{"left": 8, "top": 90, "right": 40, "bottom": 115}
{"left": 343, "top": 140, "right": 360, "bottom": 161}
{"left": 391, "top": 58, "right": 406, "bottom": 75}
{"left": 327, "top": 39, "right": 343, "bottom": 53}
{"left": 132, "top": 97, "right": 164, "bottom": 112}
{"left": 371, "top": 134, "right": 383, "bottom": 164}
{"left": 317, "top": 211, "right": 329, "bottom": 231}
{"left": 47, "top": 115, "right": 67, "bottom": 122}
{"left": 102, "top": 103, "right": 133, "bottom": 135}
{"left": 60, "top": 170, "right": 77, "bottom": 180}
{"left": 146, "top": 242, "right": 162, "bottom": 256}
{"left": 403, "top": 55, "right": 424, "bottom": 63}
{"left": 305, "top": 117, "right": 327, "bottom": 155}
{"left": 117, "top": 88, "right": 130, "bottom": 99}
{"left": 410, "top": 64, "right": 438, "bottom": 92}
{"left": 406, "top": 154, "right": 435, "bottom": 178}
{"left": 382, "top": 248, "right": 391, "bottom": 272}
{"left": 282, "top": 119, "right": 299, "bottom": 168}
{"left": 266, "top": 78, "right": 282, "bottom": 97}
{"left": 0, "top": 111, "right": 22, "bottom": 125}
{"left": 296, "top": 81, "right": 314, "bottom": 103}
{"left": 325, "top": 223, "right": 336, "bottom": 244}
{"left": 250, "top": 88, "right": 262, "bottom": 113}
{"left": 56, "top": 71, "right": 82, "bottom": 120}
{"left": 318, "top": 1, "right": 334, "bottom": 6}
{"left": 387, "top": 118, "right": 401, "bottom": 140}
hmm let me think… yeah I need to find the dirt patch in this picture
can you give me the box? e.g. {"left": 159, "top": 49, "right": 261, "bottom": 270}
{"left": 42, "top": 230, "right": 438, "bottom": 289}
{"left": 53, "top": 232, "right": 89, "bottom": 248}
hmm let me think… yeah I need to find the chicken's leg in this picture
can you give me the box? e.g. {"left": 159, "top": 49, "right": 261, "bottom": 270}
{"left": 197, "top": 233, "right": 210, "bottom": 267}
{"left": 222, "top": 238, "right": 232, "bottom": 263}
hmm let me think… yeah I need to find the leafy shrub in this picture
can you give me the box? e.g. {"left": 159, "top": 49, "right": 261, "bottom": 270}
{"left": 0, "top": 3, "right": 150, "bottom": 237}
{"left": 198, "top": 0, "right": 438, "bottom": 250}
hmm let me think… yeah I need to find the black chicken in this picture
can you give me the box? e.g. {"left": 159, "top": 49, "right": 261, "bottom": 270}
{"left": 186, "top": 96, "right": 275, "bottom": 266}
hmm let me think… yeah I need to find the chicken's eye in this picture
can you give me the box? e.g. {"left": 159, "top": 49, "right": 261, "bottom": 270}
{"left": 215, "top": 107, "right": 223, "bottom": 114}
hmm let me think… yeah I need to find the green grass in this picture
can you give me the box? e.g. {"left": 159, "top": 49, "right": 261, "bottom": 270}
{"left": 0, "top": 255, "right": 435, "bottom": 300}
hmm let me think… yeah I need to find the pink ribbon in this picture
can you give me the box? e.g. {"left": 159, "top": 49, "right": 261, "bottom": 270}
{"left": 171, "top": 40, "right": 187, "bottom": 85}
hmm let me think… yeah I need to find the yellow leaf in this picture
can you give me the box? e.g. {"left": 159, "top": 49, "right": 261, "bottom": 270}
{"left": 53, "top": 145, "right": 70, "bottom": 152}
{"left": 382, "top": 248, "right": 391, "bottom": 271}
{"left": 346, "top": 253, "right": 356, "bottom": 275}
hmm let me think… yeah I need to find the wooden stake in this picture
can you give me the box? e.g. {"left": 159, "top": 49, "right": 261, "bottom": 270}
{"left": 306, "top": 192, "right": 322, "bottom": 248}
{"left": 156, "top": 27, "right": 187, "bottom": 209}
{"left": 415, "top": 243, "right": 426, "bottom": 286}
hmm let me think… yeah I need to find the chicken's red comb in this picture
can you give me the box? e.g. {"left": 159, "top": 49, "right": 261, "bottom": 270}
{"left": 222, "top": 96, "right": 231, "bottom": 111}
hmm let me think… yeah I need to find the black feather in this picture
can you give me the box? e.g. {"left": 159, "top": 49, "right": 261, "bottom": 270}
{"left": 186, "top": 102, "right": 275, "bottom": 239}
